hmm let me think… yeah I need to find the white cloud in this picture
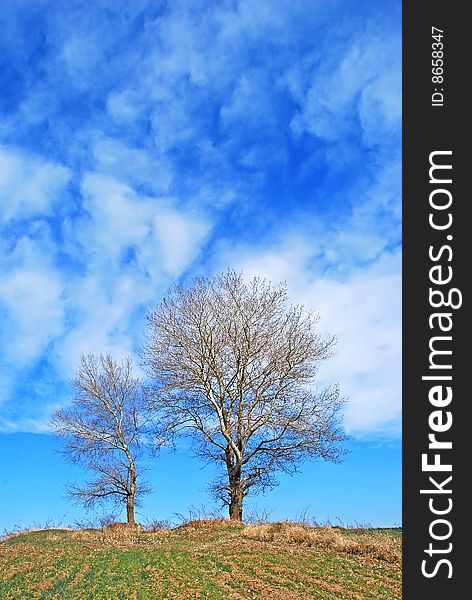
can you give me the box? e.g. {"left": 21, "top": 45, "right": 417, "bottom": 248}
{"left": 219, "top": 236, "right": 401, "bottom": 437}
{"left": 152, "top": 211, "right": 210, "bottom": 277}
{"left": 306, "top": 267, "right": 401, "bottom": 435}
{"left": 0, "top": 1, "right": 401, "bottom": 438}
{"left": 0, "top": 268, "right": 64, "bottom": 363}
{"left": 80, "top": 172, "right": 154, "bottom": 262}
{"left": 359, "top": 68, "right": 402, "bottom": 147}
{"left": 79, "top": 171, "right": 210, "bottom": 276}
{"left": 0, "top": 145, "right": 71, "bottom": 224}
{"left": 54, "top": 273, "right": 137, "bottom": 378}
{"left": 0, "top": 231, "right": 66, "bottom": 390}
{"left": 0, "top": 165, "right": 212, "bottom": 418}
{"left": 289, "top": 27, "right": 401, "bottom": 146}
{"left": 107, "top": 90, "right": 141, "bottom": 124}
{"left": 92, "top": 137, "right": 173, "bottom": 194}
{"left": 51, "top": 173, "right": 212, "bottom": 376}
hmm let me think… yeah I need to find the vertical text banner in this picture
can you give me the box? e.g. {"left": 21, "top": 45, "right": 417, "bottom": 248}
{"left": 403, "top": 1, "right": 466, "bottom": 598}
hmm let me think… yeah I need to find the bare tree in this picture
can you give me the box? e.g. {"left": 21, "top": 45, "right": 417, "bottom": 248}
{"left": 51, "top": 354, "right": 150, "bottom": 525}
{"left": 142, "top": 270, "right": 346, "bottom": 521}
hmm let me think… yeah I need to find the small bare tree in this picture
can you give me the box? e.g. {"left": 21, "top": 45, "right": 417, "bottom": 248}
{"left": 142, "top": 270, "right": 346, "bottom": 521}
{"left": 51, "top": 354, "right": 150, "bottom": 525}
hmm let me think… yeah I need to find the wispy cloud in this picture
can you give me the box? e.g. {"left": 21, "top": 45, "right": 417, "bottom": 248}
{"left": 0, "top": 145, "right": 71, "bottom": 224}
{"left": 0, "top": 0, "right": 401, "bottom": 437}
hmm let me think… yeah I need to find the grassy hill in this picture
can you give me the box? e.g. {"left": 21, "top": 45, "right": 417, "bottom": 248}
{"left": 0, "top": 520, "right": 401, "bottom": 599}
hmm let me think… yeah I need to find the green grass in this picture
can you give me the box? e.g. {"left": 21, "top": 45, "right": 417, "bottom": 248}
{"left": 0, "top": 521, "right": 401, "bottom": 599}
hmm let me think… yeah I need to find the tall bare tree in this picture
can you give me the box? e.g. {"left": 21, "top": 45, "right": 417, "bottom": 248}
{"left": 51, "top": 354, "right": 149, "bottom": 525}
{"left": 142, "top": 270, "right": 345, "bottom": 521}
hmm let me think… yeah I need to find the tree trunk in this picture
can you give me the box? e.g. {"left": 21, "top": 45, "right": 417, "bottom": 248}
{"left": 228, "top": 478, "right": 244, "bottom": 521}
{"left": 225, "top": 446, "right": 244, "bottom": 521}
{"left": 126, "top": 458, "right": 137, "bottom": 525}
{"left": 126, "top": 494, "right": 135, "bottom": 525}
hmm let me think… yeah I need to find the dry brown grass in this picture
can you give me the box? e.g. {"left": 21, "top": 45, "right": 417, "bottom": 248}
{"left": 241, "top": 521, "right": 401, "bottom": 563}
{"left": 1, "top": 524, "right": 402, "bottom": 599}
{"left": 69, "top": 524, "right": 148, "bottom": 547}
{"left": 175, "top": 518, "right": 232, "bottom": 530}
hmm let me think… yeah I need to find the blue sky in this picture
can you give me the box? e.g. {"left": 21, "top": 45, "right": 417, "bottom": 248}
{"left": 0, "top": 0, "right": 401, "bottom": 529}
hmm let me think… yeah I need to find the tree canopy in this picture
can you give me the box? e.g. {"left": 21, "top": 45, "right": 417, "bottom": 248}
{"left": 51, "top": 354, "right": 149, "bottom": 524}
{"left": 142, "top": 270, "right": 346, "bottom": 520}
